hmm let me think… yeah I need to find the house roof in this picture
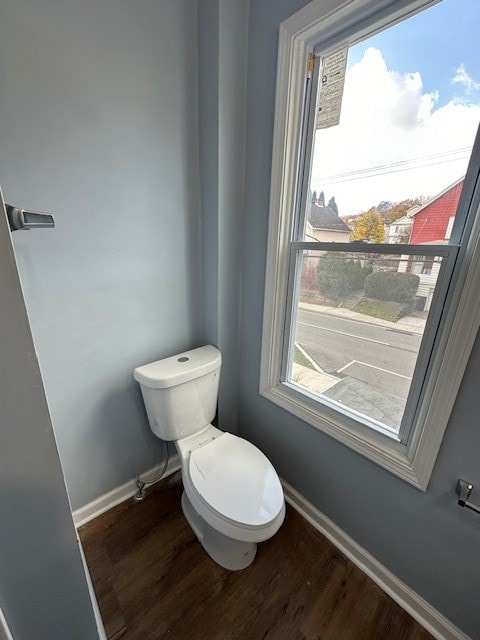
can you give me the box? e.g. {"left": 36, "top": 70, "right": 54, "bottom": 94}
{"left": 386, "top": 215, "right": 411, "bottom": 227}
{"left": 307, "top": 204, "right": 351, "bottom": 232}
{"left": 407, "top": 177, "right": 464, "bottom": 218}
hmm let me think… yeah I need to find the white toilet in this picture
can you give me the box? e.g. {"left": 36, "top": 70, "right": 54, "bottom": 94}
{"left": 134, "top": 345, "right": 285, "bottom": 570}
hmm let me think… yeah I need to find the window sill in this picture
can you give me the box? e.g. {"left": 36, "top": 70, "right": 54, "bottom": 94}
{"left": 261, "top": 382, "right": 426, "bottom": 490}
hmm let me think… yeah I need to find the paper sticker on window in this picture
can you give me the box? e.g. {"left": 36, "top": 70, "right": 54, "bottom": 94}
{"left": 316, "top": 46, "right": 348, "bottom": 129}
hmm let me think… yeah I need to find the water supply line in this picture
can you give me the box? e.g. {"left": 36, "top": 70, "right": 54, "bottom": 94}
{"left": 134, "top": 438, "right": 170, "bottom": 502}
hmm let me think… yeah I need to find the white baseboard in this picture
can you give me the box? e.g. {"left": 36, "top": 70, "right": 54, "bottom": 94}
{"left": 73, "top": 455, "right": 181, "bottom": 528}
{"left": 282, "top": 479, "right": 470, "bottom": 640}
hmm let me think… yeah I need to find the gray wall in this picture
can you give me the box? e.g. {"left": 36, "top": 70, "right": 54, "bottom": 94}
{"left": 198, "top": 0, "right": 249, "bottom": 433}
{"left": 0, "top": 202, "right": 99, "bottom": 639}
{"left": 238, "top": 1, "right": 480, "bottom": 637}
{"left": 2, "top": 0, "right": 478, "bottom": 635}
{"left": 0, "top": 0, "right": 202, "bottom": 510}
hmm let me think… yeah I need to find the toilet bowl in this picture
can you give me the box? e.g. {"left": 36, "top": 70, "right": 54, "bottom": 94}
{"left": 177, "top": 425, "right": 285, "bottom": 569}
{"left": 134, "top": 345, "right": 285, "bottom": 570}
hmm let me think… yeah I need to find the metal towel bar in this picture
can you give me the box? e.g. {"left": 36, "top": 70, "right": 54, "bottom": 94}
{"left": 456, "top": 479, "right": 480, "bottom": 515}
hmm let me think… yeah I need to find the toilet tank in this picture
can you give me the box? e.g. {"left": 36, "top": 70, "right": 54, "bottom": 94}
{"left": 134, "top": 345, "right": 221, "bottom": 441}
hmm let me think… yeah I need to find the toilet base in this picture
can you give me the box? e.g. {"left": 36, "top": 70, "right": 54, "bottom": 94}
{"left": 181, "top": 491, "right": 257, "bottom": 571}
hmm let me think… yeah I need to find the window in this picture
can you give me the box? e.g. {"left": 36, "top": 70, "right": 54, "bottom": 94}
{"left": 261, "top": 0, "right": 480, "bottom": 489}
{"left": 407, "top": 255, "right": 434, "bottom": 275}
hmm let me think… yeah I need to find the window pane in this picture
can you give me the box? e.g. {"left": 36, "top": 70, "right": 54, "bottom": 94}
{"left": 290, "top": 249, "right": 446, "bottom": 433}
{"left": 302, "top": 0, "right": 480, "bottom": 245}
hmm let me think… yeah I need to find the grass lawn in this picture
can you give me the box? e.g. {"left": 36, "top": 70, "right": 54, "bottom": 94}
{"left": 353, "top": 297, "right": 405, "bottom": 322}
{"left": 294, "top": 346, "right": 316, "bottom": 370}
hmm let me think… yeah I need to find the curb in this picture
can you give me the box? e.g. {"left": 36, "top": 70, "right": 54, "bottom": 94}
{"left": 298, "top": 302, "right": 426, "bottom": 335}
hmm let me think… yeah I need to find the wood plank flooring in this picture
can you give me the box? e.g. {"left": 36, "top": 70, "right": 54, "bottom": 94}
{"left": 79, "top": 473, "right": 433, "bottom": 640}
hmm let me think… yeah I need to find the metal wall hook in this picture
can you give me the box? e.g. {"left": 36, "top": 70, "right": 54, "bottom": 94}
{"left": 6, "top": 205, "right": 54, "bottom": 231}
{"left": 456, "top": 479, "right": 480, "bottom": 515}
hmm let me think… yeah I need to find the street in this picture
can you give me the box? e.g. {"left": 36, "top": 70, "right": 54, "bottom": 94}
{"left": 294, "top": 309, "right": 424, "bottom": 430}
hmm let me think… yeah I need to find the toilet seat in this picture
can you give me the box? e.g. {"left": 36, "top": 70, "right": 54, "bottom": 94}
{"left": 181, "top": 432, "right": 285, "bottom": 542}
{"left": 189, "top": 433, "right": 284, "bottom": 527}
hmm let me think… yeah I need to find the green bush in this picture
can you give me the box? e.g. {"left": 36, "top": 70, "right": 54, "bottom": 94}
{"left": 364, "top": 271, "right": 419, "bottom": 302}
{"left": 398, "top": 299, "right": 416, "bottom": 318}
{"left": 317, "top": 254, "right": 373, "bottom": 302}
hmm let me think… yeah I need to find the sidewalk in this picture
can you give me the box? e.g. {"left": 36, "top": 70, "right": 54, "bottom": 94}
{"left": 295, "top": 300, "right": 419, "bottom": 430}
{"left": 291, "top": 363, "right": 339, "bottom": 394}
{"left": 298, "top": 301, "right": 426, "bottom": 335}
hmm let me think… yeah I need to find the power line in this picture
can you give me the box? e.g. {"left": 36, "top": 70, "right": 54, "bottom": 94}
{"left": 318, "top": 146, "right": 471, "bottom": 180}
{"left": 314, "top": 154, "right": 468, "bottom": 185}
{"left": 311, "top": 146, "right": 472, "bottom": 185}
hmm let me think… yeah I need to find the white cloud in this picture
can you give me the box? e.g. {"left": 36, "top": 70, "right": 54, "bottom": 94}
{"left": 452, "top": 63, "right": 480, "bottom": 94}
{"left": 390, "top": 69, "right": 438, "bottom": 129}
{"left": 311, "top": 48, "right": 480, "bottom": 215}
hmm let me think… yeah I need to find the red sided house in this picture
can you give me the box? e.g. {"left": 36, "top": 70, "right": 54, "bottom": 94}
{"left": 398, "top": 178, "right": 464, "bottom": 311}
{"left": 409, "top": 178, "right": 464, "bottom": 245}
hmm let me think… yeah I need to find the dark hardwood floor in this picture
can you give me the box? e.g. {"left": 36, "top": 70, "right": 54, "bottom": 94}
{"left": 79, "top": 473, "right": 433, "bottom": 640}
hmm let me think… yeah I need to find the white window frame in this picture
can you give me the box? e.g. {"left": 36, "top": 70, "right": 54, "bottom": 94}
{"left": 260, "top": 0, "right": 480, "bottom": 490}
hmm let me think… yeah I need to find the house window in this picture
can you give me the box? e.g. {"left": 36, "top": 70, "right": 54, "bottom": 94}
{"left": 407, "top": 255, "right": 434, "bottom": 275}
{"left": 261, "top": 0, "right": 480, "bottom": 489}
{"left": 410, "top": 256, "right": 426, "bottom": 275}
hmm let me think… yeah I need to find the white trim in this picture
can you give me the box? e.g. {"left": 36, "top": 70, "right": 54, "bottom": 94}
{"left": 77, "top": 535, "right": 107, "bottom": 640}
{"left": 264, "top": 384, "right": 420, "bottom": 485}
{"left": 0, "top": 608, "right": 13, "bottom": 640}
{"left": 282, "top": 479, "right": 471, "bottom": 640}
{"left": 73, "top": 455, "right": 181, "bottom": 528}
{"left": 260, "top": 0, "right": 480, "bottom": 491}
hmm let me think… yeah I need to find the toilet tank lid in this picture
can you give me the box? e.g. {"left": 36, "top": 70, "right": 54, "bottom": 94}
{"left": 134, "top": 345, "right": 221, "bottom": 389}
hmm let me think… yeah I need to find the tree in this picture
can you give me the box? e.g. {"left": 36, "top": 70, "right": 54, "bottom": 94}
{"left": 384, "top": 197, "right": 425, "bottom": 223}
{"left": 301, "top": 259, "right": 318, "bottom": 292}
{"left": 327, "top": 196, "right": 338, "bottom": 215}
{"left": 311, "top": 190, "right": 317, "bottom": 203}
{"left": 351, "top": 209, "right": 385, "bottom": 243}
{"left": 360, "top": 197, "right": 427, "bottom": 224}
{"left": 375, "top": 200, "right": 393, "bottom": 217}
{"left": 318, "top": 190, "right": 325, "bottom": 206}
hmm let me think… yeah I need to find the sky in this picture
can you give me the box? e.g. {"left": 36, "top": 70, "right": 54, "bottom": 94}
{"left": 310, "top": 0, "right": 480, "bottom": 216}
